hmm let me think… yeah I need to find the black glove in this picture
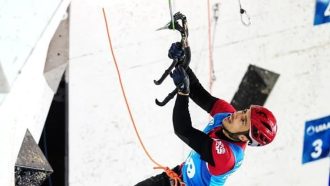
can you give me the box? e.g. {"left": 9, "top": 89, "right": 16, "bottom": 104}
{"left": 171, "top": 65, "right": 190, "bottom": 95}
{"left": 168, "top": 42, "right": 185, "bottom": 62}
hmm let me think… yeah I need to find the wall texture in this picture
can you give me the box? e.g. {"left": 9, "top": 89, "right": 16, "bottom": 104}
{"left": 0, "top": 0, "right": 71, "bottom": 185}
{"left": 69, "top": 0, "right": 330, "bottom": 185}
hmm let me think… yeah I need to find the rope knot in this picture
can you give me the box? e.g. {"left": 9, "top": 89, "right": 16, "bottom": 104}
{"left": 154, "top": 166, "right": 185, "bottom": 186}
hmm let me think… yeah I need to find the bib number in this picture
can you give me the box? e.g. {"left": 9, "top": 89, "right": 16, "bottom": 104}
{"left": 311, "top": 139, "right": 323, "bottom": 159}
{"left": 186, "top": 157, "right": 195, "bottom": 178}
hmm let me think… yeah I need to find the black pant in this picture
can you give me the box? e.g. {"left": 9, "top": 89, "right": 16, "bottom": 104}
{"left": 135, "top": 166, "right": 181, "bottom": 186}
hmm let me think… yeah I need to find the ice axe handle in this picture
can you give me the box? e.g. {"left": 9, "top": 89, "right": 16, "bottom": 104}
{"left": 155, "top": 88, "right": 177, "bottom": 106}
{"left": 153, "top": 59, "right": 179, "bottom": 85}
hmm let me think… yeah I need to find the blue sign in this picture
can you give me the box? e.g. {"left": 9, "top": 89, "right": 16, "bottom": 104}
{"left": 314, "top": 0, "right": 330, "bottom": 25}
{"left": 302, "top": 115, "right": 330, "bottom": 164}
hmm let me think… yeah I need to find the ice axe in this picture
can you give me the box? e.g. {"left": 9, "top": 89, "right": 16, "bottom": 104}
{"left": 154, "top": 12, "right": 191, "bottom": 106}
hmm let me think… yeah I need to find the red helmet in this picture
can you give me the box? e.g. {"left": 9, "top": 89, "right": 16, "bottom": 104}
{"left": 249, "top": 105, "right": 277, "bottom": 146}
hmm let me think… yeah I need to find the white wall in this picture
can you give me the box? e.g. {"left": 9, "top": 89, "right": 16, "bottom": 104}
{"left": 69, "top": 0, "right": 330, "bottom": 185}
{"left": 0, "top": 0, "right": 70, "bottom": 185}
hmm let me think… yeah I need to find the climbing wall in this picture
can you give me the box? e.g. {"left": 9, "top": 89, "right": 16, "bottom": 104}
{"left": 0, "top": 0, "right": 70, "bottom": 185}
{"left": 69, "top": 0, "right": 330, "bottom": 185}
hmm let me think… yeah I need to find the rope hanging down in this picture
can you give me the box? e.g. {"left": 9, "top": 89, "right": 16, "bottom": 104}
{"left": 206, "top": 0, "right": 250, "bottom": 92}
{"left": 102, "top": 8, "right": 184, "bottom": 186}
{"left": 206, "top": 0, "right": 221, "bottom": 93}
{"left": 210, "top": 2, "right": 220, "bottom": 84}
{"left": 207, "top": 0, "right": 214, "bottom": 93}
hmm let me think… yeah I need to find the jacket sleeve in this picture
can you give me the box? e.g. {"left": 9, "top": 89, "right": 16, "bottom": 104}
{"left": 173, "top": 95, "right": 215, "bottom": 166}
{"left": 186, "top": 67, "right": 236, "bottom": 115}
{"left": 185, "top": 67, "right": 218, "bottom": 113}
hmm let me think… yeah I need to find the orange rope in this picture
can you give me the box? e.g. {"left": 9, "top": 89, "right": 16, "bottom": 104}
{"left": 155, "top": 167, "right": 185, "bottom": 186}
{"left": 207, "top": 0, "right": 214, "bottom": 93}
{"left": 102, "top": 8, "right": 184, "bottom": 186}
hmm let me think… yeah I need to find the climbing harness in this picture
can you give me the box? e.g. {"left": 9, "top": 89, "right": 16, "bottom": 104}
{"left": 154, "top": 166, "right": 185, "bottom": 186}
{"left": 154, "top": 12, "right": 191, "bottom": 106}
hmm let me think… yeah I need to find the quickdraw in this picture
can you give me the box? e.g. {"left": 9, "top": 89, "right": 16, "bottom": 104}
{"left": 154, "top": 12, "right": 191, "bottom": 106}
{"left": 238, "top": 0, "right": 251, "bottom": 26}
